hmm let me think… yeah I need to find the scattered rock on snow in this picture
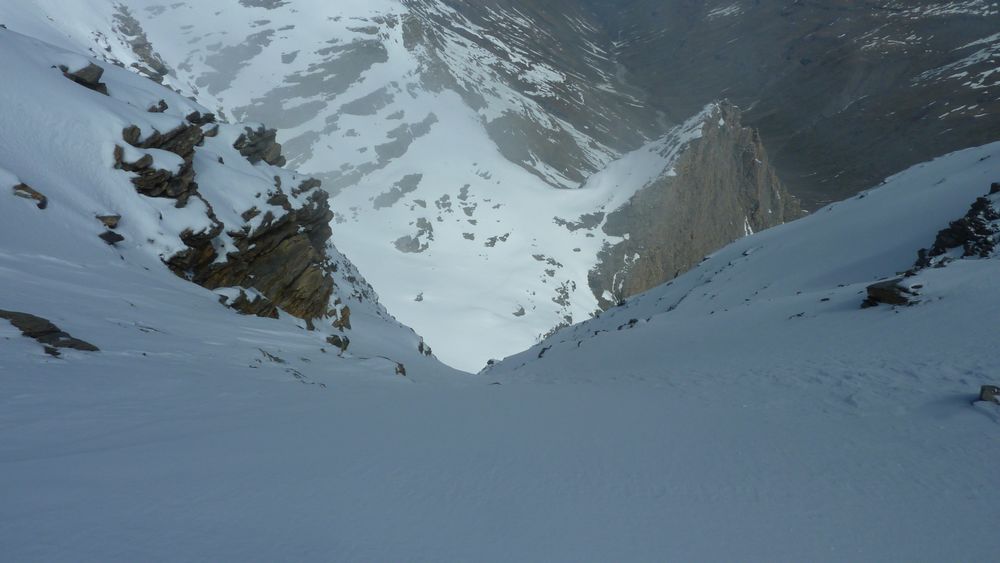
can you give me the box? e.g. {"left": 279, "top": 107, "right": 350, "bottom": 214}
{"left": 218, "top": 289, "right": 279, "bottom": 319}
{"left": 11, "top": 183, "right": 47, "bottom": 209}
{"left": 980, "top": 385, "right": 1000, "bottom": 405}
{"left": 186, "top": 111, "right": 217, "bottom": 126}
{"left": 59, "top": 63, "right": 109, "bottom": 95}
{"left": 98, "top": 230, "right": 125, "bottom": 245}
{"left": 147, "top": 99, "right": 168, "bottom": 113}
{"left": 0, "top": 309, "right": 99, "bottom": 356}
{"left": 96, "top": 214, "right": 121, "bottom": 229}
{"left": 862, "top": 278, "right": 915, "bottom": 308}
{"left": 326, "top": 334, "right": 350, "bottom": 352}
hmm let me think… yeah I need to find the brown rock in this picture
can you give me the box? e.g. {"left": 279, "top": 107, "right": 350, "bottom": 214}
{"left": 148, "top": 99, "right": 168, "bottom": 113}
{"left": 326, "top": 334, "right": 350, "bottom": 352}
{"left": 590, "top": 103, "right": 802, "bottom": 308}
{"left": 218, "top": 289, "right": 280, "bottom": 319}
{"left": 96, "top": 214, "right": 121, "bottom": 229}
{"left": 116, "top": 123, "right": 205, "bottom": 205}
{"left": 11, "top": 183, "right": 47, "bottom": 210}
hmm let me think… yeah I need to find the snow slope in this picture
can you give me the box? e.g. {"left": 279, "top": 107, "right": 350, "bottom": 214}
{"left": 3, "top": 36, "right": 999, "bottom": 557}
{"left": 0, "top": 0, "right": 719, "bottom": 370}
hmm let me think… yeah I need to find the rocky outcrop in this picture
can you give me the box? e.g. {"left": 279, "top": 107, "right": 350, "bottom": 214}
{"left": 864, "top": 182, "right": 998, "bottom": 308}
{"left": 179, "top": 181, "right": 336, "bottom": 322}
{"left": 0, "top": 309, "right": 99, "bottom": 356}
{"left": 915, "top": 188, "right": 1000, "bottom": 268}
{"left": 114, "top": 117, "right": 338, "bottom": 327}
{"left": 115, "top": 121, "right": 209, "bottom": 206}
{"left": 590, "top": 104, "right": 802, "bottom": 308}
{"left": 234, "top": 125, "right": 287, "bottom": 167}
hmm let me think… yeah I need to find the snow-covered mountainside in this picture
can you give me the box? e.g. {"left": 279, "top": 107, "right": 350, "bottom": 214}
{"left": 0, "top": 27, "right": 451, "bottom": 381}
{"left": 0, "top": 0, "right": 801, "bottom": 370}
{"left": 4, "top": 93, "right": 1000, "bottom": 560}
{"left": 492, "top": 141, "right": 1000, "bottom": 379}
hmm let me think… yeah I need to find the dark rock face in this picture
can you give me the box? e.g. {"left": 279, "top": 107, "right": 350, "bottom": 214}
{"left": 0, "top": 310, "right": 99, "bottom": 356}
{"left": 583, "top": 0, "right": 1000, "bottom": 210}
{"left": 234, "top": 125, "right": 287, "bottom": 167}
{"left": 590, "top": 104, "right": 801, "bottom": 307}
{"left": 916, "top": 195, "right": 1000, "bottom": 268}
{"left": 182, "top": 182, "right": 336, "bottom": 322}
{"left": 114, "top": 5, "right": 171, "bottom": 83}
{"left": 112, "top": 115, "right": 337, "bottom": 324}
{"left": 59, "top": 63, "right": 109, "bottom": 96}
{"left": 11, "top": 184, "right": 47, "bottom": 210}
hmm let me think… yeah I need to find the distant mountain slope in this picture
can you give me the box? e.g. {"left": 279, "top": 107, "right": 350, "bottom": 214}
{"left": 0, "top": 26, "right": 452, "bottom": 380}
{"left": 590, "top": 0, "right": 1000, "bottom": 208}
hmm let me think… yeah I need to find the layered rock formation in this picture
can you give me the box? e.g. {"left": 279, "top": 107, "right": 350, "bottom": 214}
{"left": 590, "top": 104, "right": 801, "bottom": 308}
{"left": 113, "top": 112, "right": 343, "bottom": 332}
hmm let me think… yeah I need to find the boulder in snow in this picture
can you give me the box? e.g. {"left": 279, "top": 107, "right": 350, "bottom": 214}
{"left": 59, "top": 63, "right": 108, "bottom": 96}
{"left": 96, "top": 214, "right": 121, "bottom": 229}
{"left": 862, "top": 278, "right": 915, "bottom": 308}
{"left": 11, "top": 183, "right": 47, "bottom": 209}
{"left": 980, "top": 385, "right": 1000, "bottom": 405}
{"left": 0, "top": 309, "right": 99, "bottom": 356}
